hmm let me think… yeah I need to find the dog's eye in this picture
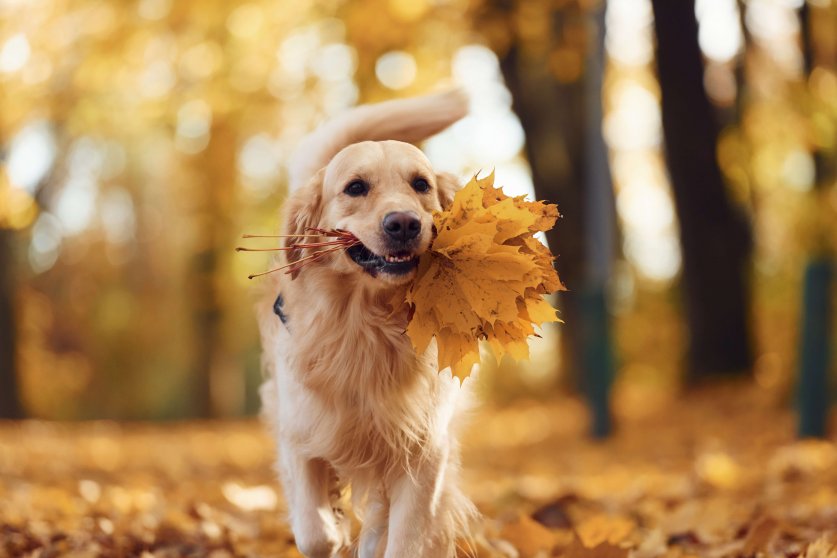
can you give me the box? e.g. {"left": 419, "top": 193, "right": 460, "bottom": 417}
{"left": 412, "top": 178, "right": 431, "bottom": 193}
{"left": 344, "top": 180, "right": 369, "bottom": 197}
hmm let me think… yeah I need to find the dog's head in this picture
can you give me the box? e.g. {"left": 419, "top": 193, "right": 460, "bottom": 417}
{"left": 282, "top": 140, "right": 458, "bottom": 286}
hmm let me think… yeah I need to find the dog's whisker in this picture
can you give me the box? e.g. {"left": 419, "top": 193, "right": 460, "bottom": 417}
{"left": 241, "top": 233, "right": 323, "bottom": 239}
{"left": 248, "top": 267, "right": 285, "bottom": 279}
{"left": 247, "top": 267, "right": 285, "bottom": 280}
{"left": 285, "top": 242, "right": 360, "bottom": 272}
{"left": 305, "top": 227, "right": 358, "bottom": 240}
{"left": 240, "top": 228, "right": 360, "bottom": 279}
{"left": 236, "top": 240, "right": 352, "bottom": 252}
{"left": 244, "top": 227, "right": 353, "bottom": 239}
{"left": 283, "top": 243, "right": 359, "bottom": 275}
{"left": 235, "top": 247, "right": 288, "bottom": 252}
{"left": 248, "top": 242, "right": 359, "bottom": 279}
{"left": 291, "top": 240, "right": 356, "bottom": 249}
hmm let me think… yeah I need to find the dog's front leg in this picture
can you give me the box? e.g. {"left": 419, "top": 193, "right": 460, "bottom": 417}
{"left": 279, "top": 448, "right": 347, "bottom": 558}
{"left": 383, "top": 446, "right": 455, "bottom": 558}
{"left": 358, "top": 488, "right": 388, "bottom": 558}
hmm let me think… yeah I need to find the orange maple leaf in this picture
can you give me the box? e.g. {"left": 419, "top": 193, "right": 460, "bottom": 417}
{"left": 404, "top": 172, "right": 564, "bottom": 379}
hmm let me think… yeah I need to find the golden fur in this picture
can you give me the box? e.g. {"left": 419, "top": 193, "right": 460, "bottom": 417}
{"left": 257, "top": 91, "right": 477, "bottom": 558}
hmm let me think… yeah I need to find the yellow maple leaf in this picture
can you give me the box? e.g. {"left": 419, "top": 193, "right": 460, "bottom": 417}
{"left": 405, "top": 172, "right": 565, "bottom": 380}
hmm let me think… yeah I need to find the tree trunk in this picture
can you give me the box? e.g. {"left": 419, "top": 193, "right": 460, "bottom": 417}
{"left": 581, "top": 3, "right": 617, "bottom": 438}
{"left": 0, "top": 230, "right": 24, "bottom": 418}
{"left": 651, "top": 0, "right": 754, "bottom": 379}
{"left": 497, "top": 9, "right": 588, "bottom": 385}
{"left": 796, "top": 2, "right": 833, "bottom": 438}
{"left": 187, "top": 119, "right": 236, "bottom": 418}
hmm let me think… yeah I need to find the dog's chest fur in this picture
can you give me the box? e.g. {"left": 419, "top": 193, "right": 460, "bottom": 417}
{"left": 279, "top": 273, "right": 439, "bottom": 475}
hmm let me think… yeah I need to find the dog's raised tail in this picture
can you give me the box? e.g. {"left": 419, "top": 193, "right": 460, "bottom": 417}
{"left": 288, "top": 89, "right": 468, "bottom": 191}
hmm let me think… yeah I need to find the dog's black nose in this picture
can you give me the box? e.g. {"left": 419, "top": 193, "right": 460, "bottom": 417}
{"left": 382, "top": 211, "right": 421, "bottom": 242}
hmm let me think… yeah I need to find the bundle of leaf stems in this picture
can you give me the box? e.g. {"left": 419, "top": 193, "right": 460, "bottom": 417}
{"left": 236, "top": 228, "right": 360, "bottom": 279}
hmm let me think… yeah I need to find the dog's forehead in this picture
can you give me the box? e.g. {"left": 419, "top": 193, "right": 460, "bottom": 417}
{"left": 323, "top": 141, "right": 433, "bottom": 189}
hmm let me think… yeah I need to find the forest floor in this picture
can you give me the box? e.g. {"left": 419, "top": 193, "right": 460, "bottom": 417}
{"left": 1, "top": 383, "right": 836, "bottom": 558}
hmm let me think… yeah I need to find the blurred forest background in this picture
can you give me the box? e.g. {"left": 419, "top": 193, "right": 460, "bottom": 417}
{"left": 0, "top": 0, "right": 835, "bottom": 429}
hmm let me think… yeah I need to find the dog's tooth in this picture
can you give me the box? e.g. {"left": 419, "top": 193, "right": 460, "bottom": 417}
{"left": 384, "top": 254, "right": 414, "bottom": 263}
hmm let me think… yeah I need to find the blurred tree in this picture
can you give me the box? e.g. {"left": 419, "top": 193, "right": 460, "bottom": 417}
{"left": 580, "top": 2, "right": 616, "bottom": 438}
{"left": 478, "top": 0, "right": 617, "bottom": 434}
{"left": 187, "top": 118, "right": 236, "bottom": 418}
{"left": 733, "top": 0, "right": 751, "bottom": 121}
{"left": 0, "top": 230, "right": 23, "bottom": 418}
{"left": 0, "top": 0, "right": 324, "bottom": 418}
{"left": 651, "top": 0, "right": 754, "bottom": 380}
{"left": 481, "top": 0, "right": 587, "bottom": 381}
{"left": 799, "top": 1, "right": 836, "bottom": 185}
{"left": 796, "top": 1, "right": 834, "bottom": 438}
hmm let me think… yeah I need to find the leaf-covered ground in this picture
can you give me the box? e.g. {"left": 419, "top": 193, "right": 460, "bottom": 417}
{"left": 1, "top": 384, "right": 835, "bottom": 557}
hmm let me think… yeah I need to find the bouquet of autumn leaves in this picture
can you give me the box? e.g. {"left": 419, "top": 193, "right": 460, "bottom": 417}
{"left": 402, "top": 172, "right": 564, "bottom": 380}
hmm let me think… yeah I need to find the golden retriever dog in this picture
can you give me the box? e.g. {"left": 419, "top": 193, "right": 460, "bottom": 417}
{"left": 257, "top": 90, "right": 477, "bottom": 558}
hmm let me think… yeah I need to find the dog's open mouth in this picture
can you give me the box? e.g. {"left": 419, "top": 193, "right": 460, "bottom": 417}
{"left": 347, "top": 243, "right": 419, "bottom": 276}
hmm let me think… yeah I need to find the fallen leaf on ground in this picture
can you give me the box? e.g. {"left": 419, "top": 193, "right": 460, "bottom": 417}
{"left": 575, "top": 515, "right": 636, "bottom": 548}
{"left": 741, "top": 515, "right": 780, "bottom": 556}
{"left": 497, "top": 513, "right": 561, "bottom": 557}
{"left": 802, "top": 535, "right": 837, "bottom": 558}
{"left": 531, "top": 498, "right": 574, "bottom": 529}
{"left": 563, "top": 535, "right": 629, "bottom": 558}
{"left": 2, "top": 386, "right": 836, "bottom": 558}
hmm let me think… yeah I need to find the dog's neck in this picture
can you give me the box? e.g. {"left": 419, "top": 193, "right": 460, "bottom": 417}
{"left": 279, "top": 269, "right": 442, "bottom": 476}
{"left": 281, "top": 269, "right": 424, "bottom": 398}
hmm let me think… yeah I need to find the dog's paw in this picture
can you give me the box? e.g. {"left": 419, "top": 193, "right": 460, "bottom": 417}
{"left": 294, "top": 533, "right": 340, "bottom": 558}
{"left": 333, "top": 507, "right": 353, "bottom": 546}
{"left": 293, "top": 517, "right": 347, "bottom": 558}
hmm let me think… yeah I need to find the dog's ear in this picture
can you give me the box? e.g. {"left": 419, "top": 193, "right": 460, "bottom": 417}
{"left": 281, "top": 168, "right": 325, "bottom": 279}
{"left": 435, "top": 172, "right": 460, "bottom": 210}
